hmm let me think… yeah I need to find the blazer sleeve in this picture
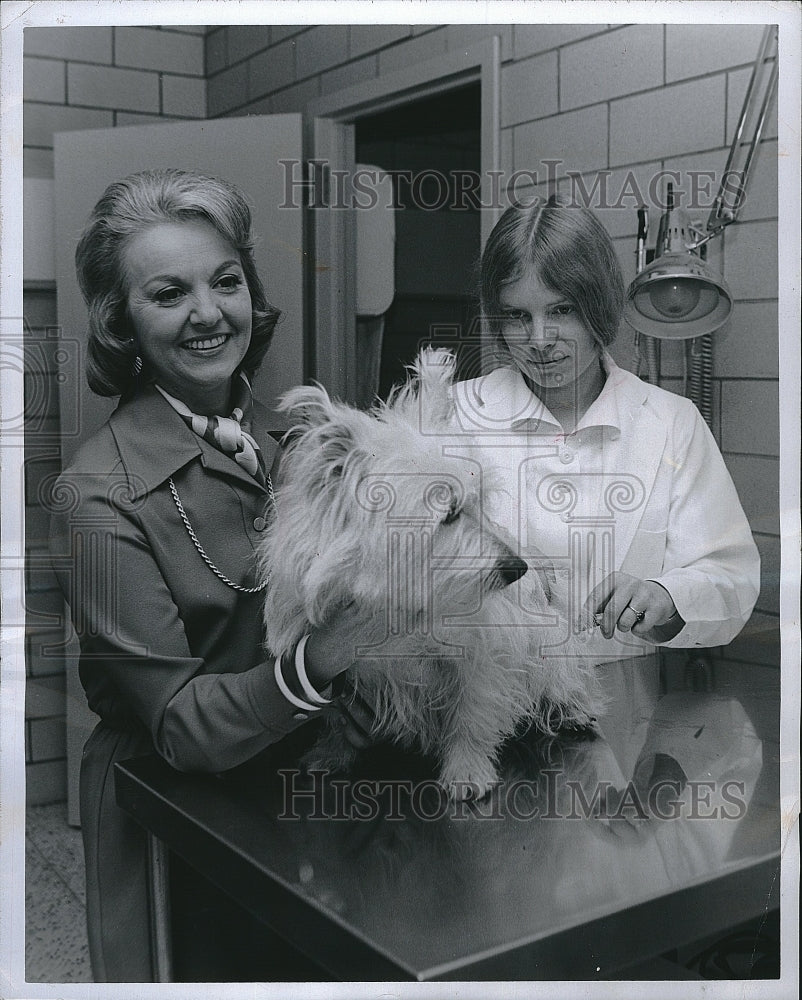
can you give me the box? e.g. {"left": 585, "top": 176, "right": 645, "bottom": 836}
{"left": 49, "top": 467, "right": 314, "bottom": 773}
{"left": 648, "top": 401, "right": 761, "bottom": 649}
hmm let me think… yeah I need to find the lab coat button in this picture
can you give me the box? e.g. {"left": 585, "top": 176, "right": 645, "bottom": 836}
{"left": 559, "top": 448, "right": 574, "bottom": 464}
{"left": 253, "top": 516, "right": 267, "bottom": 531}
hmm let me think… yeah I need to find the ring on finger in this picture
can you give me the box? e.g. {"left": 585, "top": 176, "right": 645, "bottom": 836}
{"left": 626, "top": 605, "right": 646, "bottom": 623}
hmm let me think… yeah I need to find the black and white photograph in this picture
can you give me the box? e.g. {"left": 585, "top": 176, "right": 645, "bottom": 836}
{"left": 1, "top": 1, "right": 799, "bottom": 996}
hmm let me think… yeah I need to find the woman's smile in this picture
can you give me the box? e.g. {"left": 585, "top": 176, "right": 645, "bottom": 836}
{"left": 181, "top": 333, "right": 232, "bottom": 352}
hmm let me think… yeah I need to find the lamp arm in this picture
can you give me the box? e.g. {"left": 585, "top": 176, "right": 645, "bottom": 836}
{"left": 705, "top": 25, "right": 778, "bottom": 234}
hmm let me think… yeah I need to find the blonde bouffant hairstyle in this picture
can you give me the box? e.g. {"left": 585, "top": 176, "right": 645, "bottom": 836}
{"left": 75, "top": 168, "right": 281, "bottom": 397}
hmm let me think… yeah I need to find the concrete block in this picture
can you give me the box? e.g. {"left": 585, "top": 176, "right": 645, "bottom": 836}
{"left": 207, "top": 60, "right": 249, "bottom": 117}
{"left": 721, "top": 380, "right": 779, "bottom": 456}
{"left": 514, "top": 104, "right": 609, "bottom": 184}
{"left": 30, "top": 716, "right": 67, "bottom": 763}
{"left": 115, "top": 26, "right": 204, "bottom": 75}
{"left": 238, "top": 95, "right": 273, "bottom": 116}
{"left": 269, "top": 77, "right": 319, "bottom": 114}
{"left": 350, "top": 25, "right": 411, "bottom": 59}
{"left": 514, "top": 23, "right": 610, "bottom": 59}
{"left": 501, "top": 51, "right": 558, "bottom": 127}
{"left": 610, "top": 75, "right": 726, "bottom": 166}
{"left": 25, "top": 630, "right": 67, "bottom": 679}
{"left": 115, "top": 111, "right": 178, "bottom": 126}
{"left": 162, "top": 74, "right": 206, "bottom": 118}
{"left": 445, "top": 24, "right": 512, "bottom": 61}
{"left": 67, "top": 63, "right": 159, "bottom": 114}
{"left": 24, "top": 26, "right": 112, "bottom": 63}
{"left": 271, "top": 26, "right": 309, "bottom": 44}
{"left": 378, "top": 28, "right": 448, "bottom": 75}
{"left": 724, "top": 453, "right": 779, "bottom": 535}
{"left": 724, "top": 220, "right": 777, "bottom": 300}
{"left": 26, "top": 674, "right": 66, "bottom": 719}
{"left": 24, "top": 103, "right": 113, "bottom": 149}
{"left": 205, "top": 27, "right": 228, "bottom": 76}
{"left": 715, "top": 301, "right": 778, "bottom": 379}
{"left": 295, "top": 25, "right": 350, "bottom": 79}
{"left": 227, "top": 25, "right": 272, "bottom": 65}
{"left": 666, "top": 23, "right": 765, "bottom": 82}
{"left": 24, "top": 147, "right": 55, "bottom": 178}
{"left": 321, "top": 55, "right": 378, "bottom": 95}
{"left": 164, "top": 26, "right": 208, "bottom": 36}
{"left": 561, "top": 24, "right": 663, "bottom": 111}
{"left": 24, "top": 57, "right": 65, "bottom": 104}
{"left": 562, "top": 160, "right": 662, "bottom": 238}
{"left": 26, "top": 759, "right": 68, "bottom": 806}
{"left": 248, "top": 39, "right": 296, "bottom": 100}
{"left": 736, "top": 140, "right": 778, "bottom": 222}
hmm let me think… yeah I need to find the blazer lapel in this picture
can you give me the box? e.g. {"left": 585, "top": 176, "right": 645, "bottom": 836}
{"left": 602, "top": 376, "right": 668, "bottom": 570}
{"left": 111, "top": 384, "right": 279, "bottom": 498}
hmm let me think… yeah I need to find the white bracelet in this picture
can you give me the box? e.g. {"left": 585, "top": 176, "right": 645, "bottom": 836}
{"left": 273, "top": 654, "right": 320, "bottom": 713}
{"left": 294, "top": 634, "right": 332, "bottom": 706}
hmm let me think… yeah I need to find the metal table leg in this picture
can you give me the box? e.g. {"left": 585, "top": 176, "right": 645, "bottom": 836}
{"left": 146, "top": 833, "right": 173, "bottom": 982}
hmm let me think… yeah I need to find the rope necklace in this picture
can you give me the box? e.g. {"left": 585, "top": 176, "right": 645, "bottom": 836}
{"left": 168, "top": 474, "right": 275, "bottom": 594}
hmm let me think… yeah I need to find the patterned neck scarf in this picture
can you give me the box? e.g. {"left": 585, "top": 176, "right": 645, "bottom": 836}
{"left": 155, "top": 372, "right": 266, "bottom": 486}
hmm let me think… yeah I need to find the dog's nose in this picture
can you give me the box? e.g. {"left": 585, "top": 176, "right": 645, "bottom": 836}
{"left": 493, "top": 555, "right": 528, "bottom": 587}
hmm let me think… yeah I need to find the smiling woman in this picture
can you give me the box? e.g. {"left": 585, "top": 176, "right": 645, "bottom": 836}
{"left": 456, "top": 197, "right": 760, "bottom": 654}
{"left": 123, "top": 220, "right": 253, "bottom": 414}
{"left": 49, "top": 169, "right": 379, "bottom": 982}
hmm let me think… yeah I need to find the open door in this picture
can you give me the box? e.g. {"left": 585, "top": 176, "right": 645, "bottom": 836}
{"left": 53, "top": 115, "right": 304, "bottom": 823}
{"left": 308, "top": 38, "right": 501, "bottom": 404}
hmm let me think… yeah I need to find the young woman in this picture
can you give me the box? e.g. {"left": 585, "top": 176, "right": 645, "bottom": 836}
{"left": 452, "top": 199, "right": 759, "bottom": 661}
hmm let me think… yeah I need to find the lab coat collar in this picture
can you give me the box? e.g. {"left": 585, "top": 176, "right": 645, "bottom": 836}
{"left": 109, "top": 382, "right": 279, "bottom": 500}
{"left": 454, "top": 352, "right": 648, "bottom": 434}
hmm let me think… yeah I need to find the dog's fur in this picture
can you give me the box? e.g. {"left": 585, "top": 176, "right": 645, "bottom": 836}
{"left": 259, "top": 349, "right": 599, "bottom": 799}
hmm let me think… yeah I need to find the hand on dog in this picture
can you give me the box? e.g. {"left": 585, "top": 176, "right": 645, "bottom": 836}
{"left": 582, "top": 572, "right": 684, "bottom": 643}
{"left": 304, "top": 602, "right": 384, "bottom": 689}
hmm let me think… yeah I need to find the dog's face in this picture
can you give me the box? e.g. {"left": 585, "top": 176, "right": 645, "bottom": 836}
{"left": 265, "top": 350, "right": 527, "bottom": 630}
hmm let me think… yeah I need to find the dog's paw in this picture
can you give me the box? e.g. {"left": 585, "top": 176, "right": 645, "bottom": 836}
{"left": 301, "top": 741, "right": 357, "bottom": 777}
{"left": 439, "top": 758, "right": 500, "bottom": 802}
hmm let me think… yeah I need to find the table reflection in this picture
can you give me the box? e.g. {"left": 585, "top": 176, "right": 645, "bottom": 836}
{"left": 214, "top": 660, "right": 771, "bottom": 973}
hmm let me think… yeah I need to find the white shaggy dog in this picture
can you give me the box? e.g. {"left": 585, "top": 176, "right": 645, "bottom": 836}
{"left": 260, "top": 349, "right": 599, "bottom": 799}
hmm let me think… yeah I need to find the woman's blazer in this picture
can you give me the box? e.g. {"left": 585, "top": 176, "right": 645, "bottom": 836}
{"left": 50, "top": 384, "right": 315, "bottom": 773}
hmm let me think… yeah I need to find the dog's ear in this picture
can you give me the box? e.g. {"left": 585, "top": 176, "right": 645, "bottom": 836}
{"left": 414, "top": 347, "right": 457, "bottom": 426}
{"left": 278, "top": 385, "right": 363, "bottom": 482}
{"left": 276, "top": 383, "right": 334, "bottom": 426}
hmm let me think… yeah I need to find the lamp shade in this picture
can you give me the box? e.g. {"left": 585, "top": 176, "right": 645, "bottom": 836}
{"left": 625, "top": 253, "right": 732, "bottom": 340}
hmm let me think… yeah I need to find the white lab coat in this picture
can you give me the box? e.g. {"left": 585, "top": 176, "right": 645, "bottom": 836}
{"left": 451, "top": 355, "right": 760, "bottom": 655}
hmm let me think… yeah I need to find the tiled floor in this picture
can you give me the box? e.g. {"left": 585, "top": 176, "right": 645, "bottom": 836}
{"left": 26, "top": 801, "right": 93, "bottom": 983}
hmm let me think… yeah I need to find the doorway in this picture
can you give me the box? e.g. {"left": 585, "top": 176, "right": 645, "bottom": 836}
{"left": 355, "top": 83, "right": 482, "bottom": 398}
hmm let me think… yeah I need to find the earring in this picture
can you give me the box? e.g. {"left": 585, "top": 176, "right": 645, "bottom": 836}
{"left": 132, "top": 355, "right": 143, "bottom": 376}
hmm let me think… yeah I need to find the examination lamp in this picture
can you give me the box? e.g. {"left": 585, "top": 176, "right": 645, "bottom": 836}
{"left": 624, "top": 24, "right": 778, "bottom": 340}
{"left": 624, "top": 189, "right": 733, "bottom": 340}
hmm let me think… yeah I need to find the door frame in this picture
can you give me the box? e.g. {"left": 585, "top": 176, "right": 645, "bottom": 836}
{"left": 307, "top": 38, "right": 501, "bottom": 401}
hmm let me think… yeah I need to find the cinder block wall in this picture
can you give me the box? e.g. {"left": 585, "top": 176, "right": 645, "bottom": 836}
{"left": 207, "top": 22, "right": 779, "bottom": 621}
{"left": 23, "top": 22, "right": 780, "bottom": 803}
{"left": 22, "top": 25, "right": 206, "bottom": 804}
